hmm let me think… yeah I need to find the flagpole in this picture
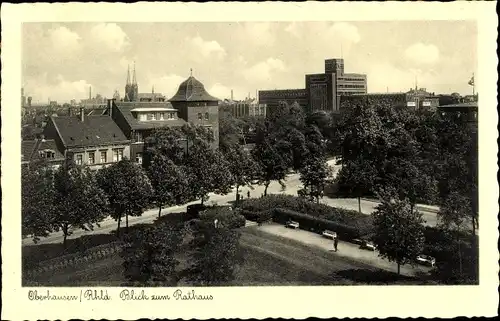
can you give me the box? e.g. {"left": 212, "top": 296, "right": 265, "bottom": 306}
{"left": 472, "top": 73, "right": 475, "bottom": 97}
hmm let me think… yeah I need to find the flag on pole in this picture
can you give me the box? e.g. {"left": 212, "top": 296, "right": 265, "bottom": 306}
{"left": 468, "top": 75, "right": 475, "bottom": 86}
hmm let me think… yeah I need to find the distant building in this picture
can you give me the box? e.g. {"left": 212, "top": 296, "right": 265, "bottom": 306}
{"left": 123, "top": 64, "right": 166, "bottom": 103}
{"left": 219, "top": 98, "right": 267, "bottom": 119}
{"left": 405, "top": 87, "right": 440, "bottom": 111}
{"left": 258, "top": 89, "right": 308, "bottom": 116}
{"left": 259, "top": 57, "right": 367, "bottom": 115}
{"left": 43, "top": 107, "right": 131, "bottom": 170}
{"left": 438, "top": 101, "right": 478, "bottom": 129}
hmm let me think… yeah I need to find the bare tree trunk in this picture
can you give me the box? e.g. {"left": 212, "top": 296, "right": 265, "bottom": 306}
{"left": 264, "top": 182, "right": 270, "bottom": 196}
{"left": 201, "top": 197, "right": 205, "bottom": 205}
{"left": 358, "top": 197, "right": 362, "bottom": 214}
{"left": 458, "top": 236, "right": 463, "bottom": 276}
{"left": 158, "top": 205, "right": 162, "bottom": 218}
{"left": 116, "top": 214, "right": 122, "bottom": 237}
{"left": 126, "top": 212, "right": 129, "bottom": 232}
{"left": 235, "top": 185, "right": 240, "bottom": 203}
{"left": 410, "top": 203, "right": 414, "bottom": 214}
{"left": 62, "top": 223, "right": 68, "bottom": 251}
{"left": 397, "top": 262, "right": 401, "bottom": 275}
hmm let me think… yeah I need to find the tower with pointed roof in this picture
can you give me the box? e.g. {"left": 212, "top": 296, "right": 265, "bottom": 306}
{"left": 124, "top": 63, "right": 139, "bottom": 102}
{"left": 169, "top": 70, "right": 220, "bottom": 148}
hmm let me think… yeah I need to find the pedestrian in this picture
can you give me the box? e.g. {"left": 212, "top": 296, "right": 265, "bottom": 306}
{"left": 247, "top": 190, "right": 250, "bottom": 199}
{"left": 334, "top": 236, "right": 338, "bottom": 252}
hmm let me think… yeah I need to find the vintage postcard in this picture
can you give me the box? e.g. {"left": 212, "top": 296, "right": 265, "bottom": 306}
{"left": 1, "top": 1, "right": 498, "bottom": 319}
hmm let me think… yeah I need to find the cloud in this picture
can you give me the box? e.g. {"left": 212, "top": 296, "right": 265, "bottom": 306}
{"left": 244, "top": 22, "right": 275, "bottom": 46}
{"left": 89, "top": 23, "right": 130, "bottom": 52}
{"left": 207, "top": 83, "right": 248, "bottom": 101}
{"left": 25, "top": 73, "right": 93, "bottom": 103}
{"left": 365, "top": 63, "right": 438, "bottom": 93}
{"left": 329, "top": 22, "right": 361, "bottom": 44}
{"left": 243, "top": 57, "right": 287, "bottom": 83}
{"left": 48, "top": 26, "right": 82, "bottom": 53}
{"left": 144, "top": 74, "right": 187, "bottom": 98}
{"left": 405, "top": 43, "right": 440, "bottom": 65}
{"left": 186, "top": 36, "right": 226, "bottom": 61}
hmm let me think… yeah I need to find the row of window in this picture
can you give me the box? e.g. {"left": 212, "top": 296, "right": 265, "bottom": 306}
{"left": 138, "top": 112, "right": 176, "bottom": 121}
{"left": 337, "top": 77, "right": 366, "bottom": 81}
{"left": 75, "top": 149, "right": 124, "bottom": 165}
{"left": 198, "top": 112, "right": 210, "bottom": 121}
{"left": 337, "top": 84, "right": 366, "bottom": 89}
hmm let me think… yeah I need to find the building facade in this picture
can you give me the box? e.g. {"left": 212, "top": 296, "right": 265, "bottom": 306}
{"left": 260, "top": 57, "right": 367, "bottom": 115}
{"left": 43, "top": 108, "right": 131, "bottom": 170}
{"left": 258, "top": 89, "right": 308, "bottom": 116}
{"left": 109, "top": 100, "right": 187, "bottom": 164}
{"left": 169, "top": 75, "right": 220, "bottom": 149}
{"left": 219, "top": 98, "right": 267, "bottom": 119}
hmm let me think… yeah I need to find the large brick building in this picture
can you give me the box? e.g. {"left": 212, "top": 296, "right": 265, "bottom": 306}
{"left": 259, "top": 57, "right": 367, "bottom": 115}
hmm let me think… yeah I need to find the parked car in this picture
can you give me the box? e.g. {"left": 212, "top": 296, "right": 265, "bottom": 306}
{"left": 186, "top": 204, "right": 207, "bottom": 219}
{"left": 285, "top": 220, "right": 300, "bottom": 229}
{"left": 322, "top": 230, "right": 337, "bottom": 240}
{"left": 359, "top": 240, "right": 376, "bottom": 251}
{"left": 416, "top": 255, "right": 436, "bottom": 267}
{"left": 351, "top": 238, "right": 364, "bottom": 246}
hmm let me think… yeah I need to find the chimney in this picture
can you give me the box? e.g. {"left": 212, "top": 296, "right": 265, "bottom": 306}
{"left": 68, "top": 107, "right": 72, "bottom": 116}
{"left": 231, "top": 90, "right": 234, "bottom": 101}
{"left": 89, "top": 86, "right": 92, "bottom": 100}
{"left": 79, "top": 107, "right": 85, "bottom": 122}
{"left": 107, "top": 99, "right": 113, "bottom": 118}
{"left": 28, "top": 96, "right": 32, "bottom": 107}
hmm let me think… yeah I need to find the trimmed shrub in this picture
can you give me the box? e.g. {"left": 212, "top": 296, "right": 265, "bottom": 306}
{"left": 200, "top": 206, "right": 246, "bottom": 229}
{"left": 240, "top": 209, "right": 273, "bottom": 224}
{"left": 274, "top": 208, "right": 361, "bottom": 241}
{"left": 240, "top": 194, "right": 373, "bottom": 236}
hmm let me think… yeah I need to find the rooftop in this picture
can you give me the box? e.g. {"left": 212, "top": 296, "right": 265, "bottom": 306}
{"left": 169, "top": 76, "right": 219, "bottom": 102}
{"left": 51, "top": 115, "right": 129, "bottom": 148}
{"left": 21, "top": 139, "right": 64, "bottom": 162}
{"left": 114, "top": 101, "right": 187, "bottom": 131}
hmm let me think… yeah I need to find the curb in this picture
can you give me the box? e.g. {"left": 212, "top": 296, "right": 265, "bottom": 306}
{"left": 360, "top": 198, "right": 439, "bottom": 214}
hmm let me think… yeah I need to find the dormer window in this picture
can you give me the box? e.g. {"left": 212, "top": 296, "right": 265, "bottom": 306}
{"left": 39, "top": 149, "right": 56, "bottom": 159}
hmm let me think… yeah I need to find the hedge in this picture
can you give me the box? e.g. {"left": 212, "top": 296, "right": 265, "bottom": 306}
{"left": 200, "top": 206, "right": 246, "bottom": 229}
{"left": 273, "top": 208, "right": 362, "bottom": 241}
{"left": 239, "top": 194, "right": 373, "bottom": 236}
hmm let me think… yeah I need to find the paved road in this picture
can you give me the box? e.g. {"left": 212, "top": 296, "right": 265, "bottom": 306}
{"left": 23, "top": 158, "right": 444, "bottom": 246}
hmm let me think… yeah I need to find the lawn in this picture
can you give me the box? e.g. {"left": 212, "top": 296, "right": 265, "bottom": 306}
{"left": 24, "top": 226, "right": 428, "bottom": 286}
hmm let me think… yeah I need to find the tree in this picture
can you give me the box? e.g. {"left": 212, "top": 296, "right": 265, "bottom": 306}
{"left": 299, "top": 155, "right": 332, "bottom": 204}
{"left": 21, "top": 165, "right": 55, "bottom": 243}
{"left": 335, "top": 157, "right": 377, "bottom": 213}
{"left": 223, "top": 144, "right": 259, "bottom": 204}
{"left": 252, "top": 136, "right": 290, "bottom": 196}
{"left": 121, "top": 222, "right": 184, "bottom": 285}
{"left": 52, "top": 163, "right": 109, "bottom": 249}
{"left": 184, "top": 141, "right": 233, "bottom": 205}
{"left": 97, "top": 159, "right": 153, "bottom": 236}
{"left": 437, "top": 192, "right": 470, "bottom": 277}
{"left": 185, "top": 220, "right": 243, "bottom": 285}
{"left": 372, "top": 196, "right": 425, "bottom": 275}
{"left": 148, "top": 154, "right": 190, "bottom": 218}
{"left": 219, "top": 115, "right": 245, "bottom": 152}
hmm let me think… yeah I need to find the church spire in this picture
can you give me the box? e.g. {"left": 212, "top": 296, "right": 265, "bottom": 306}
{"left": 132, "top": 61, "right": 137, "bottom": 85}
{"left": 126, "top": 65, "right": 131, "bottom": 85}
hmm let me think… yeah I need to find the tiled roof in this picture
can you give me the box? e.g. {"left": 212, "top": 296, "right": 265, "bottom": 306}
{"left": 52, "top": 115, "right": 129, "bottom": 148}
{"left": 138, "top": 93, "right": 166, "bottom": 99}
{"left": 169, "top": 76, "right": 219, "bottom": 102}
{"left": 21, "top": 139, "right": 64, "bottom": 162}
{"left": 114, "top": 102, "right": 187, "bottom": 131}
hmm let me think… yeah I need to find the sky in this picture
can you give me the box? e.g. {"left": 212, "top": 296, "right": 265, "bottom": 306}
{"left": 22, "top": 21, "right": 477, "bottom": 104}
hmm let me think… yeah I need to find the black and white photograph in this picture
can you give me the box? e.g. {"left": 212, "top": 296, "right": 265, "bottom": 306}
{"left": 1, "top": 1, "right": 498, "bottom": 320}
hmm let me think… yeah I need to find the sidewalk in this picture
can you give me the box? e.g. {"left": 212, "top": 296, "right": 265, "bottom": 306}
{"left": 248, "top": 223, "right": 431, "bottom": 277}
{"left": 361, "top": 197, "right": 440, "bottom": 213}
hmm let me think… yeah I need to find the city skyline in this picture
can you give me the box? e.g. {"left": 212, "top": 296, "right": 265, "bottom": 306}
{"left": 22, "top": 21, "right": 477, "bottom": 103}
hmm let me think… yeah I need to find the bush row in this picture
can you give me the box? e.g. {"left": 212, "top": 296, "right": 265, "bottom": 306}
{"left": 239, "top": 194, "right": 373, "bottom": 236}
